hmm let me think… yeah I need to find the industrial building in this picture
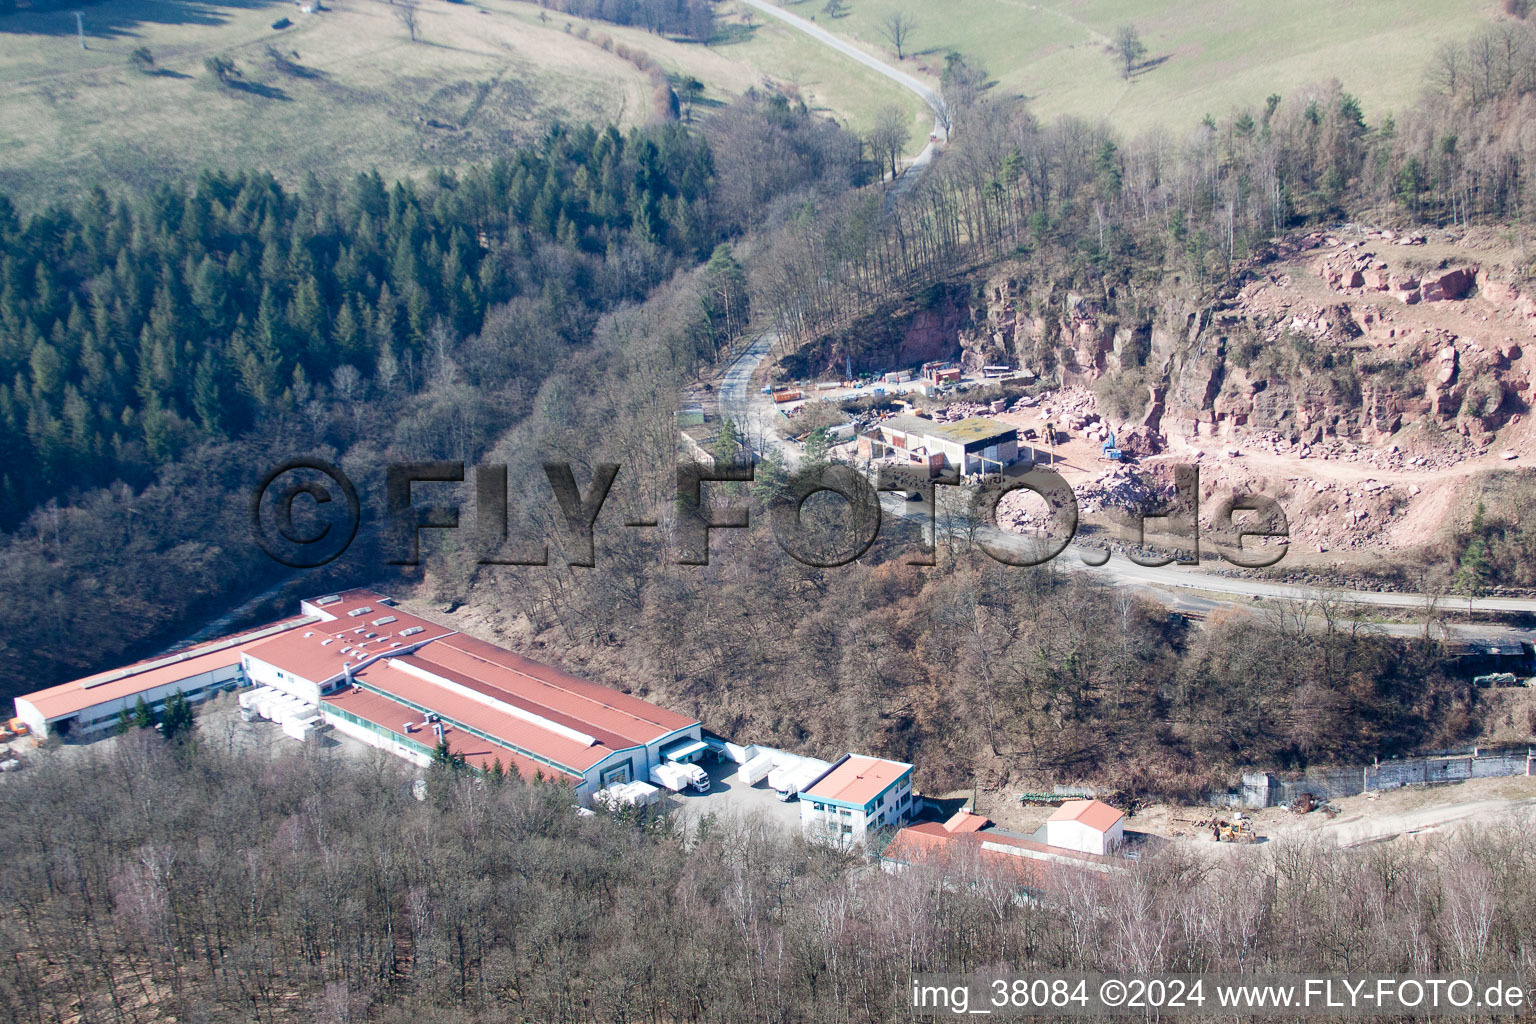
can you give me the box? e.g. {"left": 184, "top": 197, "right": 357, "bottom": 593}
{"left": 13, "top": 618, "right": 312, "bottom": 741}
{"left": 857, "top": 415, "right": 1023, "bottom": 476}
{"left": 880, "top": 808, "right": 1122, "bottom": 885}
{"left": 799, "top": 754, "right": 914, "bottom": 844}
{"left": 16, "top": 590, "right": 703, "bottom": 804}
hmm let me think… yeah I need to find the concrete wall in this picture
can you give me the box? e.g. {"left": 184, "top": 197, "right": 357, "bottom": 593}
{"left": 324, "top": 710, "right": 432, "bottom": 767}
{"left": 1228, "top": 748, "right": 1535, "bottom": 808}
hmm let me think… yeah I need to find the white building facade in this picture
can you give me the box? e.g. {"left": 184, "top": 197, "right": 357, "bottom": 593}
{"left": 800, "top": 755, "right": 915, "bottom": 846}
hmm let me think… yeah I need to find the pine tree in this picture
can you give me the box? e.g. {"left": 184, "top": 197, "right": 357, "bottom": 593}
{"left": 159, "top": 689, "right": 195, "bottom": 743}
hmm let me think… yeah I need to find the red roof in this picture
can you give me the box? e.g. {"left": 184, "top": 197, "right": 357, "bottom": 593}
{"left": 802, "top": 755, "right": 912, "bottom": 806}
{"left": 883, "top": 818, "right": 1113, "bottom": 888}
{"left": 350, "top": 659, "right": 615, "bottom": 772}
{"left": 942, "top": 809, "right": 989, "bottom": 833}
{"left": 324, "top": 683, "right": 577, "bottom": 781}
{"left": 420, "top": 633, "right": 695, "bottom": 747}
{"left": 1047, "top": 799, "right": 1125, "bottom": 833}
{"left": 15, "top": 617, "right": 310, "bottom": 721}
{"left": 242, "top": 592, "right": 453, "bottom": 683}
{"left": 17, "top": 588, "right": 699, "bottom": 779}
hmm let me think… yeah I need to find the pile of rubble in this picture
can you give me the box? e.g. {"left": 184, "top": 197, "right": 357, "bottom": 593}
{"left": 1314, "top": 249, "right": 1475, "bottom": 305}
{"left": 1223, "top": 430, "right": 1476, "bottom": 471}
{"left": 1116, "top": 425, "right": 1165, "bottom": 457}
{"left": 932, "top": 401, "right": 992, "bottom": 421}
{"left": 1032, "top": 385, "right": 1097, "bottom": 424}
{"left": 1073, "top": 464, "right": 1174, "bottom": 517}
{"left": 996, "top": 489, "right": 1056, "bottom": 532}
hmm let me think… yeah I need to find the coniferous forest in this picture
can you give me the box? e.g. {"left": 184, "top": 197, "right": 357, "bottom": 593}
{"left": 0, "top": 123, "right": 714, "bottom": 523}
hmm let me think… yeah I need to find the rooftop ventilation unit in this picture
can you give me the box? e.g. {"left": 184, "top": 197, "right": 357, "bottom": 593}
{"left": 321, "top": 639, "right": 335, "bottom": 646}
{"left": 366, "top": 632, "right": 378, "bottom": 639}
{"left": 303, "top": 631, "right": 315, "bottom": 638}
{"left": 400, "top": 626, "right": 426, "bottom": 637}
{"left": 316, "top": 595, "right": 342, "bottom": 606}
{"left": 372, "top": 615, "right": 398, "bottom": 626}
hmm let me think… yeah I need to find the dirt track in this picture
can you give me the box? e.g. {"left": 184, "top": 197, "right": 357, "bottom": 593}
{"left": 1128, "top": 775, "right": 1536, "bottom": 852}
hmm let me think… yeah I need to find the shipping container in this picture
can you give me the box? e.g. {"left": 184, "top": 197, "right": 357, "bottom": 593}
{"left": 649, "top": 763, "right": 690, "bottom": 792}
{"left": 738, "top": 751, "right": 775, "bottom": 786}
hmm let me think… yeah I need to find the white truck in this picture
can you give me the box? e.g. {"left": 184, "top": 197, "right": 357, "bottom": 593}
{"left": 649, "top": 763, "right": 690, "bottom": 793}
{"left": 677, "top": 762, "right": 710, "bottom": 792}
{"left": 595, "top": 781, "right": 662, "bottom": 810}
{"left": 768, "top": 757, "right": 830, "bottom": 802}
{"left": 737, "top": 751, "right": 774, "bottom": 786}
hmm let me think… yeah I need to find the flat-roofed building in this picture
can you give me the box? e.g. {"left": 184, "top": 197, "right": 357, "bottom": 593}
{"left": 15, "top": 589, "right": 703, "bottom": 804}
{"left": 13, "top": 617, "right": 312, "bottom": 740}
{"left": 799, "top": 754, "right": 915, "bottom": 845}
{"left": 859, "top": 415, "right": 1022, "bottom": 476}
{"left": 881, "top": 809, "right": 1120, "bottom": 888}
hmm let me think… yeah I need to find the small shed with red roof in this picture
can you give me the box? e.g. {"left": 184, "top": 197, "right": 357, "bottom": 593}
{"left": 1045, "top": 799, "right": 1125, "bottom": 855}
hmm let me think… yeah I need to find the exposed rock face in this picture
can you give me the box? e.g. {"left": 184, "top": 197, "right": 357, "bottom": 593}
{"left": 958, "top": 229, "right": 1536, "bottom": 450}
{"left": 1421, "top": 268, "right": 1474, "bottom": 302}
{"left": 789, "top": 227, "right": 1531, "bottom": 463}
{"left": 776, "top": 286, "right": 968, "bottom": 378}
{"left": 1436, "top": 346, "right": 1459, "bottom": 385}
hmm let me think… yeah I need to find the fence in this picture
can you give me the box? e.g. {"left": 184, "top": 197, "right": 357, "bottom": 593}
{"left": 1210, "top": 746, "right": 1535, "bottom": 808}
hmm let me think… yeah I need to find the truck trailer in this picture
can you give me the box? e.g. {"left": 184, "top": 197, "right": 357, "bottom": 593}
{"left": 768, "top": 757, "right": 830, "bottom": 801}
{"left": 737, "top": 751, "right": 775, "bottom": 786}
{"left": 650, "top": 763, "right": 690, "bottom": 793}
{"left": 681, "top": 763, "right": 710, "bottom": 792}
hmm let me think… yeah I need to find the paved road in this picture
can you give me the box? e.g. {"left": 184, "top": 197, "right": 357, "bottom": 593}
{"left": 719, "top": 335, "right": 801, "bottom": 468}
{"left": 709, "top": 4, "right": 1536, "bottom": 621}
{"left": 736, "top": 0, "right": 946, "bottom": 198}
{"left": 718, "top": 335, "right": 1536, "bottom": 620}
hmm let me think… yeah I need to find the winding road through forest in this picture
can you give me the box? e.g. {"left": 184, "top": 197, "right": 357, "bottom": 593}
{"left": 736, "top": 0, "right": 946, "bottom": 197}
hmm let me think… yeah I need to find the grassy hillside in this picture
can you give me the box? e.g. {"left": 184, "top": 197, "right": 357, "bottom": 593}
{"left": 0, "top": 0, "right": 653, "bottom": 204}
{"left": 0, "top": 0, "right": 933, "bottom": 206}
{"left": 707, "top": 3, "right": 928, "bottom": 147}
{"left": 770, "top": 0, "right": 1501, "bottom": 129}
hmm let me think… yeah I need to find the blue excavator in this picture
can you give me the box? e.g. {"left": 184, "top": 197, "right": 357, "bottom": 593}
{"left": 1102, "top": 428, "right": 1124, "bottom": 462}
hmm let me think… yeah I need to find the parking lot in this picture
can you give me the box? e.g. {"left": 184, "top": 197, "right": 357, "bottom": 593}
{"left": 665, "top": 755, "right": 805, "bottom": 833}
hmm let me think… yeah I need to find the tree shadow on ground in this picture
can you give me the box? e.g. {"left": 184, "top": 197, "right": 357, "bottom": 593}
{"left": 1132, "top": 54, "right": 1172, "bottom": 77}
{"left": 1, "top": 0, "right": 290, "bottom": 40}
{"left": 265, "top": 46, "right": 326, "bottom": 79}
{"left": 226, "top": 77, "right": 289, "bottom": 99}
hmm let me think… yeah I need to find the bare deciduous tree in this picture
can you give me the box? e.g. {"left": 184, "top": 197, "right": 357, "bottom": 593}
{"left": 1113, "top": 24, "right": 1146, "bottom": 79}
{"left": 395, "top": 0, "right": 420, "bottom": 42}
{"left": 870, "top": 104, "right": 911, "bottom": 182}
{"left": 880, "top": 11, "right": 915, "bottom": 60}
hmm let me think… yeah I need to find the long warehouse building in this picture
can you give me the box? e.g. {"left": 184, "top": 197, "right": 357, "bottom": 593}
{"left": 16, "top": 589, "right": 703, "bottom": 803}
